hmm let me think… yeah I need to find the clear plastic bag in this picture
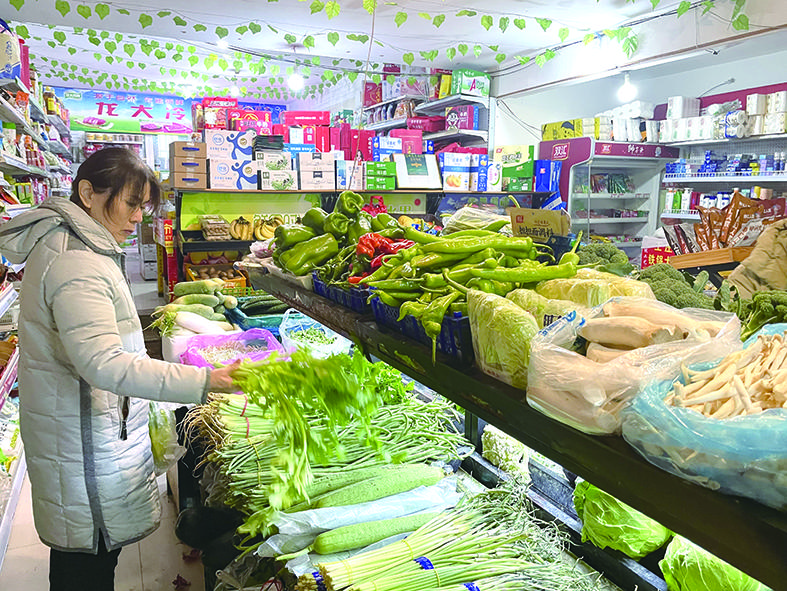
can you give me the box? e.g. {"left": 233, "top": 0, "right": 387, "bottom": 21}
{"left": 621, "top": 324, "right": 787, "bottom": 510}
{"left": 148, "top": 402, "right": 185, "bottom": 475}
{"left": 442, "top": 206, "right": 510, "bottom": 235}
{"left": 527, "top": 298, "right": 741, "bottom": 435}
{"left": 179, "top": 328, "right": 284, "bottom": 368}
{"left": 279, "top": 308, "right": 353, "bottom": 359}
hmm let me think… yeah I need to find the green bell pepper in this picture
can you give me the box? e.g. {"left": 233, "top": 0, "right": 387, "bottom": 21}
{"left": 324, "top": 212, "right": 351, "bottom": 239}
{"left": 279, "top": 233, "right": 340, "bottom": 276}
{"left": 347, "top": 211, "right": 374, "bottom": 243}
{"left": 301, "top": 207, "right": 329, "bottom": 234}
{"left": 274, "top": 224, "right": 317, "bottom": 250}
{"left": 335, "top": 191, "right": 365, "bottom": 218}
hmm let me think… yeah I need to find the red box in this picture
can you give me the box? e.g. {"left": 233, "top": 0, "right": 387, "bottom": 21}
{"left": 315, "top": 126, "right": 331, "bottom": 152}
{"left": 363, "top": 82, "right": 382, "bottom": 107}
{"left": 445, "top": 105, "right": 479, "bottom": 130}
{"left": 228, "top": 108, "right": 272, "bottom": 134}
{"left": 641, "top": 246, "right": 674, "bottom": 268}
{"left": 202, "top": 97, "right": 237, "bottom": 130}
{"left": 407, "top": 116, "right": 446, "bottom": 132}
{"left": 281, "top": 111, "right": 330, "bottom": 126}
{"left": 350, "top": 129, "right": 374, "bottom": 161}
{"left": 18, "top": 40, "right": 30, "bottom": 89}
{"left": 236, "top": 119, "right": 272, "bottom": 134}
{"left": 302, "top": 125, "right": 317, "bottom": 145}
{"left": 389, "top": 129, "right": 423, "bottom": 154}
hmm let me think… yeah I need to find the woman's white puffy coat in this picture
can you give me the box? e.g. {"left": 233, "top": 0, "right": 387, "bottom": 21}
{"left": 0, "top": 197, "right": 210, "bottom": 553}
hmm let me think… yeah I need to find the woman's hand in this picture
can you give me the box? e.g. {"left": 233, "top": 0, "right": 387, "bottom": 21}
{"left": 208, "top": 360, "right": 242, "bottom": 393}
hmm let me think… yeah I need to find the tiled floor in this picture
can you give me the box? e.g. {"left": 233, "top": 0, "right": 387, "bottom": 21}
{"left": 0, "top": 474, "right": 206, "bottom": 591}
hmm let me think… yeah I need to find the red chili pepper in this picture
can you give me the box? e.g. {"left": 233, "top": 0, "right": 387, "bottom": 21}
{"left": 348, "top": 272, "right": 369, "bottom": 284}
{"left": 370, "top": 253, "right": 387, "bottom": 270}
{"left": 356, "top": 233, "right": 392, "bottom": 258}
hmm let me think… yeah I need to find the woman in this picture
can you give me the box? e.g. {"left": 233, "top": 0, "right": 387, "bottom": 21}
{"left": 0, "top": 147, "right": 238, "bottom": 590}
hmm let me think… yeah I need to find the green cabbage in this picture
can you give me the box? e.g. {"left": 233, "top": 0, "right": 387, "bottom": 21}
{"left": 536, "top": 269, "right": 654, "bottom": 308}
{"left": 507, "top": 289, "right": 588, "bottom": 329}
{"left": 573, "top": 480, "right": 672, "bottom": 559}
{"left": 659, "top": 536, "right": 770, "bottom": 591}
{"left": 468, "top": 290, "right": 539, "bottom": 389}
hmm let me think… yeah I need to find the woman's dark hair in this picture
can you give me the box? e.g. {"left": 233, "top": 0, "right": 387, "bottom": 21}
{"left": 70, "top": 147, "right": 161, "bottom": 214}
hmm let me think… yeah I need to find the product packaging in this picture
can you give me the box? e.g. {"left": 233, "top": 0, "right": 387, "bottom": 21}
{"left": 203, "top": 129, "right": 255, "bottom": 159}
{"left": 209, "top": 160, "right": 258, "bottom": 190}
{"left": 438, "top": 152, "right": 471, "bottom": 191}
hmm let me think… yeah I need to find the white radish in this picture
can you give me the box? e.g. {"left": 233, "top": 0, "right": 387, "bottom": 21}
{"left": 175, "top": 311, "right": 230, "bottom": 334}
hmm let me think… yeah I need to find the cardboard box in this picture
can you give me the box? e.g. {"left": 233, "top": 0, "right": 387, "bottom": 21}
{"left": 300, "top": 168, "right": 336, "bottom": 191}
{"left": 350, "top": 129, "right": 375, "bottom": 161}
{"left": 445, "top": 105, "right": 479, "bottom": 130}
{"left": 140, "top": 260, "right": 158, "bottom": 281}
{"left": 255, "top": 151, "right": 293, "bottom": 172}
{"left": 203, "top": 130, "right": 255, "bottom": 159}
{"left": 534, "top": 160, "right": 562, "bottom": 193}
{"left": 169, "top": 141, "right": 207, "bottom": 159}
{"left": 363, "top": 82, "right": 382, "bottom": 107}
{"left": 493, "top": 144, "right": 535, "bottom": 164}
{"left": 542, "top": 120, "right": 583, "bottom": 140}
{"left": 502, "top": 160, "right": 534, "bottom": 179}
{"left": 423, "top": 140, "right": 435, "bottom": 154}
{"left": 666, "top": 96, "right": 700, "bottom": 119}
{"left": 365, "top": 176, "right": 397, "bottom": 191}
{"left": 283, "top": 143, "right": 317, "bottom": 154}
{"left": 281, "top": 111, "right": 331, "bottom": 126}
{"left": 186, "top": 264, "right": 246, "bottom": 288}
{"left": 138, "top": 242, "right": 157, "bottom": 262}
{"left": 372, "top": 136, "right": 403, "bottom": 151}
{"left": 202, "top": 97, "right": 237, "bottom": 129}
{"left": 170, "top": 157, "right": 207, "bottom": 174}
{"left": 209, "top": 160, "right": 258, "bottom": 191}
{"left": 450, "top": 69, "right": 490, "bottom": 97}
{"left": 365, "top": 161, "right": 397, "bottom": 176}
{"left": 315, "top": 126, "right": 331, "bottom": 152}
{"left": 298, "top": 151, "right": 336, "bottom": 171}
{"left": 137, "top": 221, "right": 154, "bottom": 244}
{"left": 389, "top": 128, "right": 423, "bottom": 154}
{"left": 393, "top": 154, "right": 442, "bottom": 189}
{"left": 259, "top": 169, "right": 298, "bottom": 191}
{"left": 509, "top": 208, "right": 571, "bottom": 241}
{"left": 486, "top": 162, "right": 503, "bottom": 192}
{"left": 228, "top": 108, "right": 272, "bottom": 134}
{"left": 503, "top": 177, "right": 533, "bottom": 191}
{"left": 171, "top": 172, "right": 207, "bottom": 190}
{"left": 469, "top": 154, "right": 489, "bottom": 192}
{"left": 372, "top": 148, "right": 400, "bottom": 162}
{"left": 438, "top": 74, "right": 452, "bottom": 98}
{"left": 438, "top": 152, "right": 471, "bottom": 192}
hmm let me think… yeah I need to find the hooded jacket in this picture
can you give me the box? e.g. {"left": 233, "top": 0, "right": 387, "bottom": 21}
{"left": 0, "top": 197, "right": 210, "bottom": 553}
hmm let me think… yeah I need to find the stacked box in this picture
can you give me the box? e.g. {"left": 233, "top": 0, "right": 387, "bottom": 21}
{"left": 486, "top": 162, "right": 503, "bottom": 192}
{"left": 169, "top": 141, "right": 207, "bottom": 189}
{"left": 389, "top": 128, "right": 423, "bottom": 154}
{"left": 209, "top": 160, "right": 258, "bottom": 191}
{"left": 137, "top": 222, "right": 156, "bottom": 262}
{"left": 502, "top": 159, "right": 534, "bottom": 192}
{"left": 450, "top": 69, "right": 491, "bottom": 97}
{"left": 445, "top": 105, "right": 479, "bottom": 130}
{"left": 365, "top": 160, "right": 397, "bottom": 191}
{"left": 666, "top": 96, "right": 700, "bottom": 119}
{"left": 542, "top": 120, "right": 583, "bottom": 141}
{"left": 204, "top": 129, "right": 256, "bottom": 160}
{"left": 372, "top": 136, "right": 403, "bottom": 162}
{"left": 299, "top": 152, "right": 336, "bottom": 191}
{"left": 469, "top": 154, "right": 489, "bottom": 192}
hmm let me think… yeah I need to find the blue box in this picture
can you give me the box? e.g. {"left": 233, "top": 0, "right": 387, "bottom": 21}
{"left": 423, "top": 140, "right": 435, "bottom": 154}
{"left": 470, "top": 154, "right": 489, "bottom": 192}
{"left": 372, "top": 148, "right": 401, "bottom": 162}
{"left": 534, "top": 159, "right": 562, "bottom": 194}
{"left": 372, "top": 136, "right": 403, "bottom": 151}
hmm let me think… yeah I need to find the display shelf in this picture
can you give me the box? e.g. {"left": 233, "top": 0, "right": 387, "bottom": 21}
{"left": 0, "top": 95, "right": 27, "bottom": 128}
{"left": 49, "top": 165, "right": 72, "bottom": 175}
{"left": 0, "top": 285, "right": 18, "bottom": 321}
{"left": 248, "top": 269, "right": 786, "bottom": 590}
{"left": 0, "top": 153, "right": 47, "bottom": 178}
{"left": 613, "top": 241, "right": 643, "bottom": 248}
{"left": 0, "top": 450, "right": 26, "bottom": 573}
{"left": 362, "top": 95, "right": 425, "bottom": 112}
{"left": 47, "top": 139, "right": 72, "bottom": 159}
{"left": 665, "top": 133, "right": 787, "bottom": 147}
{"left": 48, "top": 114, "right": 70, "bottom": 138}
{"left": 669, "top": 247, "right": 753, "bottom": 269}
{"left": 423, "top": 129, "right": 488, "bottom": 142}
{"left": 364, "top": 118, "right": 408, "bottom": 132}
{"left": 177, "top": 231, "right": 253, "bottom": 254}
{"left": 571, "top": 192, "right": 650, "bottom": 200}
{"left": 2, "top": 204, "right": 31, "bottom": 219}
{"left": 571, "top": 217, "right": 649, "bottom": 224}
{"left": 660, "top": 210, "right": 700, "bottom": 221}
{"left": 414, "top": 93, "right": 490, "bottom": 115}
{"left": 663, "top": 173, "right": 787, "bottom": 183}
{"left": 51, "top": 187, "right": 71, "bottom": 197}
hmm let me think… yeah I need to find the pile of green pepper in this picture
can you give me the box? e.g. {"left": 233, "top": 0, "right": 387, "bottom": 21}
{"left": 360, "top": 228, "right": 582, "bottom": 362}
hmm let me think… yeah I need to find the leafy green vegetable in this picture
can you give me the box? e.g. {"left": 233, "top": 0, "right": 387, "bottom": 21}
{"left": 574, "top": 480, "right": 672, "bottom": 559}
{"left": 659, "top": 536, "right": 768, "bottom": 591}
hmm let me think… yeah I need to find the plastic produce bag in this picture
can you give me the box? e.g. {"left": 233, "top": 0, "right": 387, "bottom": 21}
{"left": 506, "top": 288, "right": 589, "bottom": 329}
{"left": 536, "top": 268, "right": 654, "bottom": 308}
{"left": 527, "top": 298, "right": 741, "bottom": 435}
{"left": 621, "top": 324, "right": 787, "bottom": 510}
{"left": 179, "top": 328, "right": 284, "bottom": 368}
{"left": 659, "top": 536, "right": 769, "bottom": 591}
{"left": 468, "top": 290, "right": 539, "bottom": 389}
{"left": 442, "top": 206, "right": 510, "bottom": 235}
{"left": 255, "top": 477, "right": 461, "bottom": 558}
{"left": 286, "top": 533, "right": 410, "bottom": 578}
{"left": 573, "top": 480, "right": 672, "bottom": 559}
{"left": 148, "top": 402, "right": 185, "bottom": 475}
{"left": 279, "top": 308, "right": 353, "bottom": 359}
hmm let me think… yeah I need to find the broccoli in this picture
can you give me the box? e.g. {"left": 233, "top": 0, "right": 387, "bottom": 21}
{"left": 578, "top": 242, "right": 630, "bottom": 266}
{"left": 740, "top": 290, "right": 787, "bottom": 340}
{"left": 638, "top": 263, "right": 714, "bottom": 309}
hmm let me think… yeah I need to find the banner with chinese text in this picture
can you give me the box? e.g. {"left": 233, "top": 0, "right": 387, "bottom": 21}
{"left": 54, "top": 87, "right": 195, "bottom": 134}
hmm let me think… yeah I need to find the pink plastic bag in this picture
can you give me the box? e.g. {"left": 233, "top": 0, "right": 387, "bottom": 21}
{"left": 180, "top": 328, "right": 284, "bottom": 368}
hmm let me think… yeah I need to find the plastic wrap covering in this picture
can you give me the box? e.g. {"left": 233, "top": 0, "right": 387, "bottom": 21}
{"left": 179, "top": 328, "right": 284, "bottom": 368}
{"left": 536, "top": 268, "right": 654, "bottom": 308}
{"left": 148, "top": 402, "right": 185, "bottom": 475}
{"left": 442, "top": 206, "right": 510, "bottom": 235}
{"left": 279, "top": 308, "right": 353, "bottom": 359}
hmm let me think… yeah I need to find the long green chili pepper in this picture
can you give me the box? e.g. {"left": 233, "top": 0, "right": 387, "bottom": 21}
{"left": 374, "top": 292, "right": 402, "bottom": 307}
{"left": 366, "top": 278, "right": 423, "bottom": 291}
{"left": 421, "top": 235, "right": 534, "bottom": 255}
{"left": 403, "top": 226, "right": 441, "bottom": 244}
{"left": 469, "top": 261, "right": 578, "bottom": 283}
{"left": 398, "top": 300, "right": 428, "bottom": 321}
{"left": 412, "top": 251, "right": 467, "bottom": 270}
{"left": 444, "top": 229, "right": 498, "bottom": 239}
{"left": 421, "top": 290, "right": 460, "bottom": 363}
{"left": 558, "top": 231, "right": 583, "bottom": 266}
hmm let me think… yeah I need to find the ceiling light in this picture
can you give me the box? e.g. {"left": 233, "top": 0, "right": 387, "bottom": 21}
{"left": 617, "top": 72, "right": 637, "bottom": 102}
{"left": 217, "top": 39, "right": 229, "bottom": 50}
{"left": 287, "top": 73, "right": 305, "bottom": 91}
{"left": 230, "top": 85, "right": 240, "bottom": 97}
{"left": 618, "top": 72, "right": 637, "bottom": 103}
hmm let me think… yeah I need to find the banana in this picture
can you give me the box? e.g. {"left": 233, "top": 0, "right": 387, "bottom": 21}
{"left": 260, "top": 222, "right": 276, "bottom": 239}
{"left": 271, "top": 215, "right": 285, "bottom": 227}
{"left": 254, "top": 223, "right": 265, "bottom": 241}
{"left": 229, "top": 219, "right": 240, "bottom": 239}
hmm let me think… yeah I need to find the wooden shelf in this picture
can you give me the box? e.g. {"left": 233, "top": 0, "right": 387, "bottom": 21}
{"left": 669, "top": 247, "right": 753, "bottom": 269}
{"left": 246, "top": 269, "right": 786, "bottom": 590}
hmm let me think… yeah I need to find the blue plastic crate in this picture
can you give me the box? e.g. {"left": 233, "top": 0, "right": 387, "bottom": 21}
{"left": 370, "top": 296, "right": 474, "bottom": 363}
{"left": 312, "top": 272, "right": 371, "bottom": 314}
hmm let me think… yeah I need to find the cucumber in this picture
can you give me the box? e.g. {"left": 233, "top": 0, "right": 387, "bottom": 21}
{"left": 313, "top": 512, "right": 439, "bottom": 554}
{"left": 172, "top": 294, "right": 220, "bottom": 308}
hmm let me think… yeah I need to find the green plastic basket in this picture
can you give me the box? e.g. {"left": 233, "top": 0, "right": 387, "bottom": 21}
{"left": 221, "top": 286, "right": 270, "bottom": 297}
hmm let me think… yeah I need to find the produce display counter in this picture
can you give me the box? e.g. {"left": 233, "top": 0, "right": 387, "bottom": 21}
{"left": 668, "top": 247, "right": 754, "bottom": 287}
{"left": 249, "top": 268, "right": 787, "bottom": 590}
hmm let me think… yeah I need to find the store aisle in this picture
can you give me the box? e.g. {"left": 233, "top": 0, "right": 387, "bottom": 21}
{"left": 0, "top": 474, "right": 205, "bottom": 591}
{"left": 126, "top": 246, "right": 165, "bottom": 315}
